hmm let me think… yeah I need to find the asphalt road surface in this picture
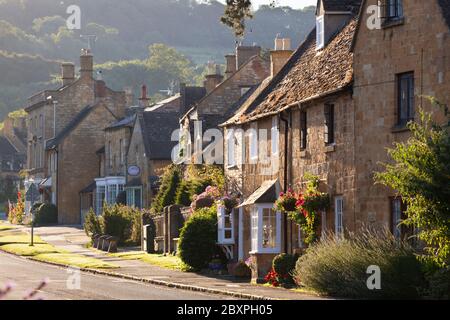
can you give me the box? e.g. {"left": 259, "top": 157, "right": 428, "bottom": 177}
{"left": 0, "top": 252, "right": 233, "bottom": 300}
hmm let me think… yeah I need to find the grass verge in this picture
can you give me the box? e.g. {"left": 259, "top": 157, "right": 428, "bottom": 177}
{"left": 0, "top": 229, "right": 118, "bottom": 269}
{"left": 110, "top": 251, "right": 186, "bottom": 271}
{"left": 32, "top": 253, "right": 117, "bottom": 269}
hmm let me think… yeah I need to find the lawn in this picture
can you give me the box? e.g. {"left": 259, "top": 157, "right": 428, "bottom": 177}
{"left": 110, "top": 251, "right": 185, "bottom": 271}
{"left": 0, "top": 243, "right": 66, "bottom": 256}
{"left": 0, "top": 224, "right": 17, "bottom": 232}
{"left": 0, "top": 234, "right": 45, "bottom": 245}
{"left": 0, "top": 230, "right": 118, "bottom": 269}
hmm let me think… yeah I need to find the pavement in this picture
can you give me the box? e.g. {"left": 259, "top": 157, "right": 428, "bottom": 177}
{"left": 4, "top": 224, "right": 325, "bottom": 300}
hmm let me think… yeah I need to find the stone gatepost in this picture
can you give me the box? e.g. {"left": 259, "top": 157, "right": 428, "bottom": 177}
{"left": 249, "top": 253, "right": 277, "bottom": 284}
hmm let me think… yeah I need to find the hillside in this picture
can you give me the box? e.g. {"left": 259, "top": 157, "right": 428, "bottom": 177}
{"left": 0, "top": 0, "right": 315, "bottom": 120}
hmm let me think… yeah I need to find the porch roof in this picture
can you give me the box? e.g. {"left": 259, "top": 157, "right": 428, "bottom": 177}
{"left": 238, "top": 179, "right": 280, "bottom": 208}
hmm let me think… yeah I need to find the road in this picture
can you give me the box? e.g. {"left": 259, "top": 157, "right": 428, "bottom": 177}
{"left": 0, "top": 252, "right": 232, "bottom": 300}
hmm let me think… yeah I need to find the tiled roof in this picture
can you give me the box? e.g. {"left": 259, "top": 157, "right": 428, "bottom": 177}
{"left": 319, "top": 0, "right": 362, "bottom": 12}
{"left": 145, "top": 94, "right": 181, "bottom": 112}
{"left": 438, "top": 0, "right": 450, "bottom": 29}
{"left": 140, "top": 111, "right": 180, "bottom": 160}
{"left": 0, "top": 136, "right": 17, "bottom": 155}
{"left": 239, "top": 17, "right": 358, "bottom": 123}
{"left": 105, "top": 114, "right": 136, "bottom": 130}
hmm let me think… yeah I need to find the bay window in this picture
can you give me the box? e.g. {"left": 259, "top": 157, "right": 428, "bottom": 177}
{"left": 250, "top": 204, "right": 281, "bottom": 254}
{"left": 217, "top": 206, "right": 234, "bottom": 244}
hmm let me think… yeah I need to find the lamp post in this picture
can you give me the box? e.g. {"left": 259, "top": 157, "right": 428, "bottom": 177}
{"left": 27, "top": 178, "right": 35, "bottom": 247}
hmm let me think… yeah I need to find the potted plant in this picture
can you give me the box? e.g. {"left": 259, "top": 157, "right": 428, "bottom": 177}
{"left": 274, "top": 189, "right": 298, "bottom": 213}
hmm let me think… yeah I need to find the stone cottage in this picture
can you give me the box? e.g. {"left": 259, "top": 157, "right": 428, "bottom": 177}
{"left": 25, "top": 49, "right": 126, "bottom": 224}
{"left": 179, "top": 45, "right": 270, "bottom": 164}
{"left": 220, "top": 0, "right": 450, "bottom": 283}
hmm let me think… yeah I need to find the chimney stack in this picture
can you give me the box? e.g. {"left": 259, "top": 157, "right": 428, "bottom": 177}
{"left": 236, "top": 45, "right": 261, "bottom": 69}
{"left": 80, "top": 48, "right": 93, "bottom": 79}
{"left": 225, "top": 54, "right": 237, "bottom": 79}
{"left": 61, "top": 63, "right": 75, "bottom": 86}
{"left": 270, "top": 38, "right": 293, "bottom": 77}
{"left": 203, "top": 65, "right": 224, "bottom": 94}
{"left": 138, "top": 84, "right": 151, "bottom": 108}
{"left": 124, "top": 87, "right": 134, "bottom": 106}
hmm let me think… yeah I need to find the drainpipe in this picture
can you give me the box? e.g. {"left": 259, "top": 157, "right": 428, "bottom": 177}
{"left": 279, "top": 109, "right": 291, "bottom": 254}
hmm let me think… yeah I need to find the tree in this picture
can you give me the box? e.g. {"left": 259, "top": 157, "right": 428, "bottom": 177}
{"left": 221, "top": 0, "right": 253, "bottom": 38}
{"left": 375, "top": 102, "right": 450, "bottom": 267}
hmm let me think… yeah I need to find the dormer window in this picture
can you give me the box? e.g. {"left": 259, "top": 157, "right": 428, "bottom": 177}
{"left": 379, "top": 0, "right": 404, "bottom": 24}
{"left": 316, "top": 15, "right": 325, "bottom": 50}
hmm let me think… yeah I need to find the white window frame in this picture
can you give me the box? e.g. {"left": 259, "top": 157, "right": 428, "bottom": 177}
{"left": 392, "top": 198, "right": 402, "bottom": 240}
{"left": 217, "top": 206, "right": 235, "bottom": 244}
{"left": 316, "top": 15, "right": 325, "bottom": 50}
{"left": 126, "top": 187, "right": 142, "bottom": 208}
{"left": 335, "top": 196, "right": 344, "bottom": 239}
{"left": 249, "top": 128, "right": 258, "bottom": 161}
{"left": 250, "top": 204, "right": 282, "bottom": 254}
{"left": 271, "top": 116, "right": 279, "bottom": 156}
{"left": 226, "top": 129, "right": 235, "bottom": 168}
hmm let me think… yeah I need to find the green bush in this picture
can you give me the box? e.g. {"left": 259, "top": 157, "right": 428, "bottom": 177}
{"left": 421, "top": 265, "right": 450, "bottom": 299}
{"left": 34, "top": 203, "right": 58, "bottom": 225}
{"left": 175, "top": 180, "right": 192, "bottom": 206}
{"left": 84, "top": 208, "right": 102, "bottom": 236}
{"left": 151, "top": 165, "right": 182, "bottom": 213}
{"left": 232, "top": 261, "right": 252, "bottom": 278}
{"left": 178, "top": 206, "right": 218, "bottom": 271}
{"left": 294, "top": 228, "right": 425, "bottom": 299}
{"left": 101, "top": 204, "right": 139, "bottom": 245}
{"left": 272, "top": 253, "right": 298, "bottom": 286}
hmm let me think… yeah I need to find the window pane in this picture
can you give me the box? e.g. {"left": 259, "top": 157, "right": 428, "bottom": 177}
{"left": 225, "top": 230, "right": 232, "bottom": 239}
{"left": 262, "top": 208, "right": 276, "bottom": 248}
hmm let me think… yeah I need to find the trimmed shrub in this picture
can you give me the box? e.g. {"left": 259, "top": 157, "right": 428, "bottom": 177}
{"left": 232, "top": 260, "right": 252, "bottom": 278}
{"left": 34, "top": 203, "right": 58, "bottom": 225}
{"left": 101, "top": 204, "right": 136, "bottom": 245}
{"left": 175, "top": 180, "right": 192, "bottom": 206}
{"left": 84, "top": 208, "right": 101, "bottom": 236}
{"left": 178, "top": 206, "right": 218, "bottom": 271}
{"left": 294, "top": 228, "right": 425, "bottom": 299}
{"left": 272, "top": 253, "right": 298, "bottom": 287}
{"left": 151, "top": 165, "right": 181, "bottom": 214}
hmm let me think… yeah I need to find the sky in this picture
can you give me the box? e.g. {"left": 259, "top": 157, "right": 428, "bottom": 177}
{"left": 216, "top": 0, "right": 317, "bottom": 10}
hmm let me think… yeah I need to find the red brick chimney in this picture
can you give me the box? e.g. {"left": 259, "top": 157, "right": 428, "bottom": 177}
{"left": 138, "top": 84, "right": 151, "bottom": 107}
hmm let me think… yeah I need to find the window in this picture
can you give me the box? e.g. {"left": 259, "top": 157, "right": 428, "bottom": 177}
{"left": 316, "top": 15, "right": 325, "bottom": 50}
{"left": 227, "top": 130, "right": 235, "bottom": 167}
{"left": 324, "top": 104, "right": 335, "bottom": 145}
{"left": 380, "top": 0, "right": 403, "bottom": 21}
{"left": 271, "top": 116, "right": 279, "bottom": 155}
{"left": 300, "top": 111, "right": 307, "bottom": 150}
{"left": 390, "top": 197, "right": 414, "bottom": 241}
{"left": 119, "top": 139, "right": 124, "bottom": 165}
{"left": 249, "top": 128, "right": 258, "bottom": 161}
{"left": 126, "top": 187, "right": 142, "bottom": 208}
{"left": 241, "top": 87, "right": 251, "bottom": 96}
{"left": 96, "top": 186, "right": 106, "bottom": 215}
{"left": 108, "top": 141, "right": 112, "bottom": 168}
{"left": 335, "top": 196, "right": 344, "bottom": 238}
{"left": 250, "top": 204, "right": 281, "bottom": 254}
{"left": 397, "top": 72, "right": 415, "bottom": 127}
{"left": 39, "top": 114, "right": 44, "bottom": 136}
{"left": 218, "top": 206, "right": 234, "bottom": 244}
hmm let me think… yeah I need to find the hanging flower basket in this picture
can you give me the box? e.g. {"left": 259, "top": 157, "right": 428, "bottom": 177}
{"left": 274, "top": 190, "right": 298, "bottom": 213}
